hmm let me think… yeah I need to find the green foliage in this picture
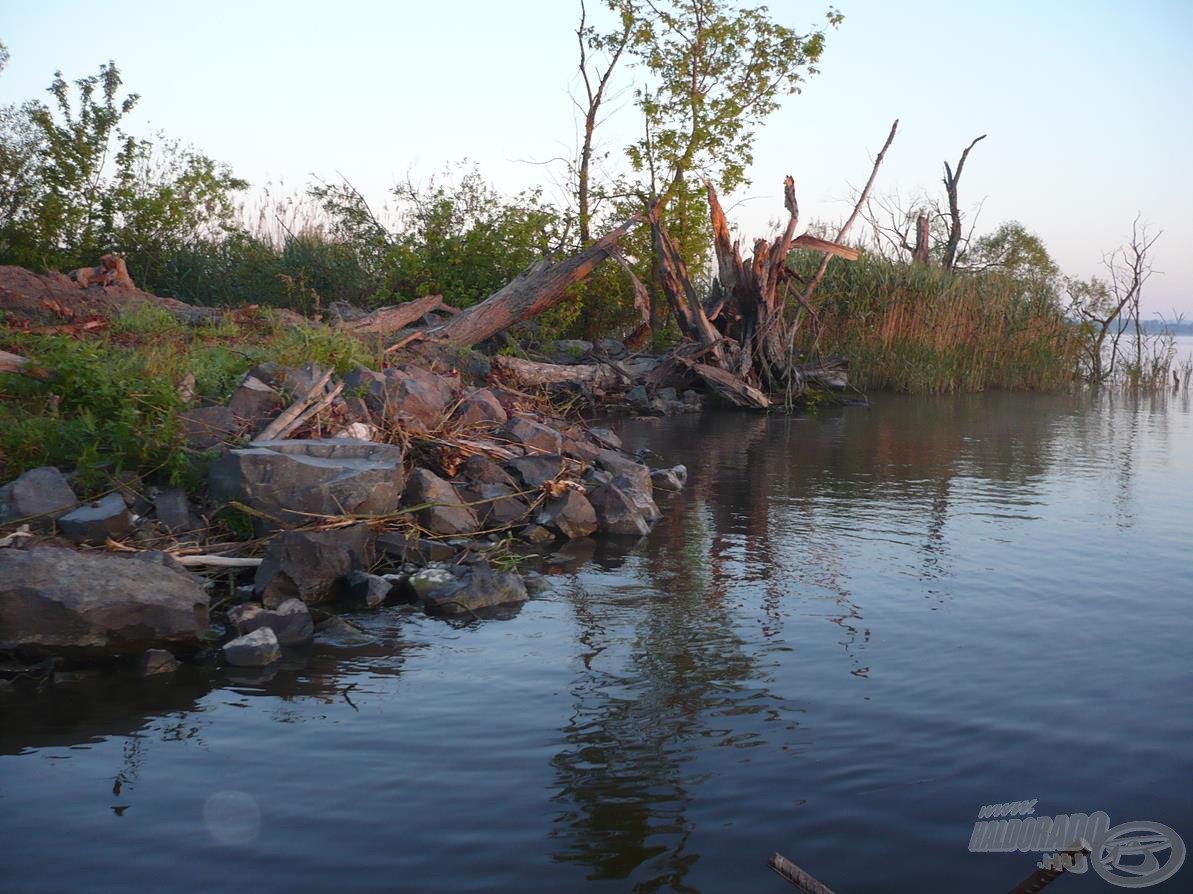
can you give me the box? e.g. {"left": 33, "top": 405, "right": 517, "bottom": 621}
{"left": 965, "top": 222, "right": 1058, "bottom": 284}
{"left": 626, "top": 0, "right": 840, "bottom": 202}
{"left": 313, "top": 165, "right": 566, "bottom": 309}
{"left": 0, "top": 60, "right": 246, "bottom": 277}
{"left": 0, "top": 310, "right": 373, "bottom": 491}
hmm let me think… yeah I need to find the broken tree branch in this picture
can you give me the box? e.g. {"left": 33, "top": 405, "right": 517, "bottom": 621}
{"left": 253, "top": 370, "right": 333, "bottom": 441}
{"left": 433, "top": 215, "right": 641, "bottom": 347}
{"left": 339, "top": 294, "right": 450, "bottom": 334}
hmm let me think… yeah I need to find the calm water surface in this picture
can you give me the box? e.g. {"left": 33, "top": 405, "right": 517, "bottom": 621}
{"left": 2, "top": 391, "right": 1191, "bottom": 892}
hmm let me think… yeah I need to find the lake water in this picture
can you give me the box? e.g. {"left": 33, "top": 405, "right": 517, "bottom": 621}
{"left": 2, "top": 391, "right": 1190, "bottom": 892}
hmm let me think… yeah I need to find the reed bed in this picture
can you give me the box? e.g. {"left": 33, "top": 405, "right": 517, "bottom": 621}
{"left": 790, "top": 254, "right": 1085, "bottom": 393}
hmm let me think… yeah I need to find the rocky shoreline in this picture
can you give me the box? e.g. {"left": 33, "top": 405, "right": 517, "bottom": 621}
{"left": 0, "top": 349, "right": 693, "bottom": 686}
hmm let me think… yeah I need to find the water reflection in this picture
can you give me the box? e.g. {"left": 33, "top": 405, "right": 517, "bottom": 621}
{"left": 1, "top": 390, "right": 1190, "bottom": 894}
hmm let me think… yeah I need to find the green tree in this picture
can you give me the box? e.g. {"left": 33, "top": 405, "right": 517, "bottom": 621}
{"left": 0, "top": 59, "right": 245, "bottom": 281}
{"left": 964, "top": 222, "right": 1058, "bottom": 284}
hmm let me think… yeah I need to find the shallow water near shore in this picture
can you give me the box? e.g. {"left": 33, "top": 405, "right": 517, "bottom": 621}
{"left": 2, "top": 391, "right": 1191, "bottom": 893}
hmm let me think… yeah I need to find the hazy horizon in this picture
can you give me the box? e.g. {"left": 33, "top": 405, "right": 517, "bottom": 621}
{"left": 2, "top": 0, "right": 1190, "bottom": 313}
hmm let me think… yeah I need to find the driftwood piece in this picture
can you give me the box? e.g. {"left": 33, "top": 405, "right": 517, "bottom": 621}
{"left": 174, "top": 555, "right": 264, "bottom": 568}
{"left": 767, "top": 853, "right": 837, "bottom": 894}
{"left": 340, "top": 294, "right": 450, "bottom": 334}
{"left": 433, "top": 215, "right": 640, "bottom": 347}
{"left": 682, "top": 360, "right": 770, "bottom": 409}
{"left": 275, "top": 381, "right": 345, "bottom": 439}
{"left": 253, "top": 370, "right": 333, "bottom": 441}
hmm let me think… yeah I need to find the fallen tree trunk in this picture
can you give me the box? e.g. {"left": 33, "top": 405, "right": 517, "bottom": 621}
{"left": 494, "top": 355, "right": 658, "bottom": 391}
{"left": 1, "top": 350, "right": 32, "bottom": 375}
{"left": 340, "top": 294, "right": 452, "bottom": 334}
{"left": 434, "top": 215, "right": 640, "bottom": 347}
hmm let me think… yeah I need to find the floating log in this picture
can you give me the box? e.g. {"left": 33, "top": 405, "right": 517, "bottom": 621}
{"left": 767, "top": 853, "right": 837, "bottom": 894}
{"left": 434, "top": 215, "right": 640, "bottom": 347}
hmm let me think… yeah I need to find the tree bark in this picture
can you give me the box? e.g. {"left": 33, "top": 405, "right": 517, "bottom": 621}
{"left": 434, "top": 215, "right": 640, "bottom": 347}
{"left": 340, "top": 294, "right": 452, "bottom": 335}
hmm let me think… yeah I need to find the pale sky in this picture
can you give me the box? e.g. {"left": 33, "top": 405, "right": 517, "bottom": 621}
{"left": 2, "top": 0, "right": 1191, "bottom": 313}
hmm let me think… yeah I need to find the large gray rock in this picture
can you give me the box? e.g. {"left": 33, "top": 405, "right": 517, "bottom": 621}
{"left": 420, "top": 564, "right": 529, "bottom": 616}
{"left": 403, "top": 468, "right": 478, "bottom": 535}
{"left": 0, "top": 547, "right": 210, "bottom": 658}
{"left": 209, "top": 439, "right": 405, "bottom": 531}
{"left": 139, "top": 649, "right": 179, "bottom": 676}
{"left": 0, "top": 467, "right": 77, "bottom": 527}
{"left": 226, "top": 598, "right": 314, "bottom": 644}
{"left": 222, "top": 627, "right": 280, "bottom": 667}
{"left": 57, "top": 493, "right": 134, "bottom": 544}
{"left": 536, "top": 489, "right": 597, "bottom": 539}
{"left": 254, "top": 524, "right": 371, "bottom": 607}
{"left": 503, "top": 416, "right": 563, "bottom": 455}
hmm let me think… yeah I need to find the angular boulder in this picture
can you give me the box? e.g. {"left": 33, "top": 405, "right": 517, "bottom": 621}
{"left": 536, "top": 489, "right": 597, "bottom": 539}
{"left": 0, "top": 547, "right": 210, "bottom": 658}
{"left": 180, "top": 404, "right": 237, "bottom": 449}
{"left": 403, "top": 468, "right": 478, "bottom": 535}
{"left": 254, "top": 524, "right": 371, "bottom": 607}
{"left": 451, "top": 388, "right": 508, "bottom": 428}
{"left": 223, "top": 627, "right": 280, "bottom": 667}
{"left": 347, "top": 364, "right": 456, "bottom": 432}
{"left": 503, "top": 416, "right": 563, "bottom": 455}
{"left": 586, "top": 481, "right": 651, "bottom": 537}
{"left": 0, "top": 467, "right": 77, "bottom": 527}
{"left": 338, "top": 570, "right": 394, "bottom": 609}
{"left": 209, "top": 439, "right": 405, "bottom": 531}
{"left": 506, "top": 454, "right": 564, "bottom": 489}
{"left": 58, "top": 492, "right": 134, "bottom": 544}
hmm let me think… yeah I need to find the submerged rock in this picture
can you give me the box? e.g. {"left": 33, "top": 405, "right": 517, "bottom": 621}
{"left": 419, "top": 564, "right": 529, "bottom": 616}
{"left": 139, "top": 649, "right": 179, "bottom": 676}
{"left": 0, "top": 547, "right": 209, "bottom": 658}
{"left": 222, "top": 627, "right": 280, "bottom": 667}
{"left": 339, "top": 570, "right": 394, "bottom": 609}
{"left": 586, "top": 480, "right": 651, "bottom": 537}
{"left": 313, "top": 616, "right": 376, "bottom": 648}
{"left": 650, "top": 465, "right": 688, "bottom": 492}
{"left": 226, "top": 599, "right": 314, "bottom": 645}
{"left": 209, "top": 439, "right": 405, "bottom": 531}
{"left": 0, "top": 467, "right": 77, "bottom": 527}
